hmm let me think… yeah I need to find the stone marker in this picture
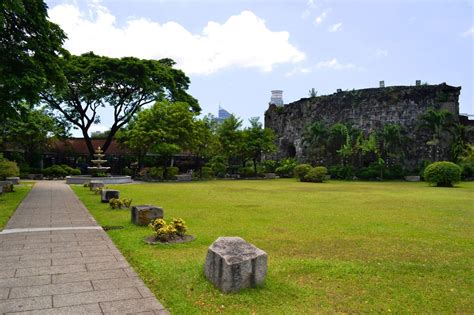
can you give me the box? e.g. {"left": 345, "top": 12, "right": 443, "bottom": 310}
{"left": 89, "top": 181, "right": 105, "bottom": 191}
{"left": 176, "top": 174, "right": 192, "bottom": 182}
{"left": 264, "top": 173, "right": 276, "bottom": 179}
{"left": 101, "top": 189, "right": 119, "bottom": 203}
{"left": 404, "top": 175, "right": 421, "bottom": 182}
{"left": 0, "top": 180, "right": 14, "bottom": 192}
{"left": 6, "top": 177, "right": 20, "bottom": 185}
{"left": 204, "top": 237, "right": 267, "bottom": 293}
{"left": 131, "top": 205, "right": 164, "bottom": 226}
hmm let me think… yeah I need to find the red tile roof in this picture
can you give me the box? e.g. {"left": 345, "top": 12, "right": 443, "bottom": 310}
{"left": 48, "top": 138, "right": 130, "bottom": 155}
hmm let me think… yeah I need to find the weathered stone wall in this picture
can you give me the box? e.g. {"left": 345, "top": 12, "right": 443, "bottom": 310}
{"left": 264, "top": 83, "right": 461, "bottom": 168}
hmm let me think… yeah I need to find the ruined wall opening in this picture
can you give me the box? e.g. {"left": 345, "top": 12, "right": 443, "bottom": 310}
{"left": 287, "top": 144, "right": 296, "bottom": 158}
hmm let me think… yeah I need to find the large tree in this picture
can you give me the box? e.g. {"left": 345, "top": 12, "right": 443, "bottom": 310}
{"left": 243, "top": 117, "right": 276, "bottom": 175}
{"left": 418, "top": 108, "right": 453, "bottom": 161}
{"left": 117, "top": 100, "right": 197, "bottom": 168}
{"left": 1, "top": 0, "right": 66, "bottom": 119}
{"left": 41, "top": 52, "right": 199, "bottom": 156}
{"left": 0, "top": 105, "right": 69, "bottom": 167}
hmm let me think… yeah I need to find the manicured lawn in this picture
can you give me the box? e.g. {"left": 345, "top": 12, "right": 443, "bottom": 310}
{"left": 72, "top": 180, "right": 474, "bottom": 313}
{"left": 0, "top": 183, "right": 33, "bottom": 229}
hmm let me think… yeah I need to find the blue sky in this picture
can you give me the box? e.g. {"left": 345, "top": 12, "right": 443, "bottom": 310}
{"left": 46, "top": 0, "right": 473, "bottom": 135}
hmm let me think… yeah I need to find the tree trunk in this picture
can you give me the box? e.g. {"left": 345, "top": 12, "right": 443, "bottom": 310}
{"left": 253, "top": 158, "right": 257, "bottom": 176}
{"left": 81, "top": 128, "right": 95, "bottom": 157}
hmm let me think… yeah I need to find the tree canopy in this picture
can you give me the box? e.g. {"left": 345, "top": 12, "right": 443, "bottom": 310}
{"left": 0, "top": 0, "right": 66, "bottom": 119}
{"left": 41, "top": 52, "right": 200, "bottom": 156}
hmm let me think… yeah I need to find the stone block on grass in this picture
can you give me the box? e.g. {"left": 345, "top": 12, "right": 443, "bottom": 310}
{"left": 176, "top": 174, "right": 192, "bottom": 182}
{"left": 89, "top": 181, "right": 105, "bottom": 191}
{"left": 0, "top": 180, "right": 14, "bottom": 192}
{"left": 131, "top": 205, "right": 164, "bottom": 226}
{"left": 204, "top": 237, "right": 267, "bottom": 293}
{"left": 404, "top": 175, "right": 421, "bottom": 182}
{"left": 101, "top": 189, "right": 119, "bottom": 203}
{"left": 6, "top": 177, "right": 20, "bottom": 185}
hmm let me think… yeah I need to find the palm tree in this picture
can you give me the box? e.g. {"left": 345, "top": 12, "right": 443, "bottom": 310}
{"left": 418, "top": 108, "right": 453, "bottom": 161}
{"left": 379, "top": 124, "right": 404, "bottom": 164}
{"left": 303, "top": 122, "right": 328, "bottom": 164}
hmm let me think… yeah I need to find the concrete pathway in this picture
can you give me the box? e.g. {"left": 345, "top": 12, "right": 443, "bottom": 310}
{"left": 0, "top": 181, "right": 168, "bottom": 314}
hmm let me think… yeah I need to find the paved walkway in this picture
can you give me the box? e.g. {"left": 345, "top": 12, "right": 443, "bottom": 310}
{"left": 0, "top": 181, "right": 168, "bottom": 314}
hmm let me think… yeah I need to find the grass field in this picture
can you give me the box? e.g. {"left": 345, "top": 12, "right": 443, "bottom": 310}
{"left": 72, "top": 179, "right": 474, "bottom": 314}
{"left": 0, "top": 183, "right": 33, "bottom": 230}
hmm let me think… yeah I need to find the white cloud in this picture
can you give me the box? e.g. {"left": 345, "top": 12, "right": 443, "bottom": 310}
{"left": 461, "top": 27, "right": 474, "bottom": 37}
{"left": 301, "top": 9, "right": 311, "bottom": 19}
{"left": 315, "top": 10, "right": 328, "bottom": 25}
{"left": 375, "top": 49, "right": 388, "bottom": 57}
{"left": 328, "top": 22, "right": 343, "bottom": 32}
{"left": 285, "top": 67, "right": 311, "bottom": 77}
{"left": 316, "top": 58, "right": 363, "bottom": 71}
{"left": 307, "top": 0, "right": 317, "bottom": 9}
{"left": 49, "top": 2, "right": 305, "bottom": 75}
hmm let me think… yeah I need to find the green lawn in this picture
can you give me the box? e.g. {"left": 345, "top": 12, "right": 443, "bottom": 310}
{"left": 0, "top": 183, "right": 33, "bottom": 229}
{"left": 72, "top": 180, "right": 474, "bottom": 314}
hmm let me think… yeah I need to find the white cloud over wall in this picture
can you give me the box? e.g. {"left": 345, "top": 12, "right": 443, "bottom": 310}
{"left": 328, "top": 22, "right": 343, "bottom": 32}
{"left": 48, "top": 2, "right": 305, "bottom": 75}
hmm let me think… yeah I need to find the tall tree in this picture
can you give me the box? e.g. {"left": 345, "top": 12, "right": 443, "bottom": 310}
{"left": 0, "top": 106, "right": 69, "bottom": 167}
{"left": 243, "top": 117, "right": 276, "bottom": 175}
{"left": 418, "top": 108, "right": 453, "bottom": 161}
{"left": 117, "top": 100, "right": 196, "bottom": 168}
{"left": 41, "top": 52, "right": 199, "bottom": 156}
{"left": 217, "top": 115, "right": 244, "bottom": 165}
{"left": 303, "top": 121, "right": 329, "bottom": 164}
{"left": 1, "top": 0, "right": 66, "bottom": 119}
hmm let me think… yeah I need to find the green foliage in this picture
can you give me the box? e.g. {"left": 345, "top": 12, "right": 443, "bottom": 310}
{"left": 293, "top": 164, "right": 312, "bottom": 181}
{"left": 329, "top": 165, "right": 355, "bottom": 179}
{"left": 238, "top": 166, "right": 255, "bottom": 178}
{"left": 217, "top": 115, "right": 244, "bottom": 162}
{"left": 42, "top": 52, "right": 199, "bottom": 156}
{"left": 275, "top": 158, "right": 297, "bottom": 177}
{"left": 109, "top": 198, "right": 132, "bottom": 209}
{"left": 308, "top": 88, "right": 318, "bottom": 98}
{"left": 0, "top": 0, "right": 66, "bottom": 119}
{"left": 418, "top": 108, "right": 454, "bottom": 161}
{"left": 122, "top": 167, "right": 133, "bottom": 176}
{"left": 304, "top": 166, "right": 328, "bottom": 182}
{"left": 149, "top": 218, "right": 188, "bottom": 241}
{"left": 199, "top": 167, "right": 214, "bottom": 179}
{"left": 262, "top": 160, "right": 279, "bottom": 173}
{"left": 242, "top": 117, "right": 277, "bottom": 175}
{"left": 0, "top": 157, "right": 20, "bottom": 179}
{"left": 166, "top": 167, "right": 179, "bottom": 180}
{"left": 42, "top": 164, "right": 80, "bottom": 177}
{"left": 209, "top": 156, "right": 227, "bottom": 178}
{"left": 149, "top": 167, "right": 164, "bottom": 180}
{"left": 423, "top": 161, "right": 462, "bottom": 187}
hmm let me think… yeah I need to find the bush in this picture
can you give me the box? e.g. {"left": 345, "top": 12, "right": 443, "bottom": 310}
{"left": 122, "top": 167, "right": 133, "bottom": 176}
{"left": 329, "top": 165, "right": 355, "bottom": 179}
{"left": 43, "top": 165, "right": 68, "bottom": 177}
{"left": 304, "top": 166, "right": 328, "bottom": 183}
{"left": 275, "top": 158, "right": 297, "bottom": 177}
{"left": 238, "top": 166, "right": 254, "bottom": 178}
{"left": 458, "top": 160, "right": 474, "bottom": 180}
{"left": 0, "top": 158, "right": 20, "bottom": 179}
{"left": 200, "top": 166, "right": 214, "bottom": 179}
{"left": 149, "top": 218, "right": 188, "bottom": 242}
{"left": 262, "top": 160, "right": 279, "bottom": 173}
{"left": 423, "top": 161, "right": 462, "bottom": 187}
{"left": 149, "top": 167, "right": 164, "bottom": 180}
{"left": 166, "top": 166, "right": 179, "bottom": 180}
{"left": 109, "top": 197, "right": 132, "bottom": 209}
{"left": 293, "top": 164, "right": 312, "bottom": 181}
{"left": 209, "top": 156, "right": 227, "bottom": 178}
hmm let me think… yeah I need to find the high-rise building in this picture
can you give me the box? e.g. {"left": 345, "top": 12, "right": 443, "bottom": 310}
{"left": 215, "top": 105, "right": 232, "bottom": 124}
{"left": 270, "top": 90, "right": 284, "bottom": 106}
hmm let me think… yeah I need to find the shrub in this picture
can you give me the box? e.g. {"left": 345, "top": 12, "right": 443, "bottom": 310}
{"left": 329, "top": 165, "right": 355, "bottom": 179}
{"left": 304, "top": 166, "right": 328, "bottom": 183}
{"left": 0, "top": 158, "right": 20, "bottom": 179}
{"left": 423, "top": 161, "right": 462, "bottom": 187}
{"left": 43, "top": 165, "right": 68, "bottom": 177}
{"left": 70, "top": 168, "right": 81, "bottom": 175}
{"left": 293, "top": 164, "right": 312, "bottom": 181}
{"left": 275, "top": 158, "right": 297, "bottom": 177}
{"left": 200, "top": 167, "right": 214, "bottom": 179}
{"left": 149, "top": 218, "right": 187, "bottom": 242}
{"left": 109, "top": 198, "right": 123, "bottom": 209}
{"left": 238, "top": 166, "right": 254, "bottom": 178}
{"left": 209, "top": 156, "right": 227, "bottom": 177}
{"left": 459, "top": 161, "right": 474, "bottom": 180}
{"left": 166, "top": 166, "right": 179, "bottom": 180}
{"left": 122, "top": 167, "right": 133, "bottom": 176}
{"left": 122, "top": 198, "right": 132, "bottom": 208}
{"left": 149, "top": 167, "right": 164, "bottom": 179}
{"left": 262, "top": 160, "right": 279, "bottom": 173}
{"left": 171, "top": 218, "right": 187, "bottom": 237}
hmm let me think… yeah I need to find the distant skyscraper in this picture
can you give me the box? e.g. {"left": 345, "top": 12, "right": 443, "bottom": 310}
{"left": 215, "top": 105, "right": 232, "bottom": 124}
{"left": 270, "top": 90, "right": 284, "bottom": 106}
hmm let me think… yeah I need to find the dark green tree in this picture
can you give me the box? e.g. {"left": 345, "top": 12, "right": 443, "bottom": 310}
{"left": 217, "top": 115, "right": 245, "bottom": 166}
{"left": 1, "top": 0, "right": 66, "bottom": 119}
{"left": 243, "top": 117, "right": 276, "bottom": 175}
{"left": 117, "top": 100, "right": 196, "bottom": 168}
{"left": 41, "top": 52, "right": 199, "bottom": 156}
{"left": 303, "top": 121, "right": 329, "bottom": 164}
{"left": 0, "top": 106, "right": 69, "bottom": 167}
{"left": 418, "top": 108, "right": 453, "bottom": 161}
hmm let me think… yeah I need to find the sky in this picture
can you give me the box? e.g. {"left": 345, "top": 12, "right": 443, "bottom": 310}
{"left": 45, "top": 0, "right": 474, "bottom": 136}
